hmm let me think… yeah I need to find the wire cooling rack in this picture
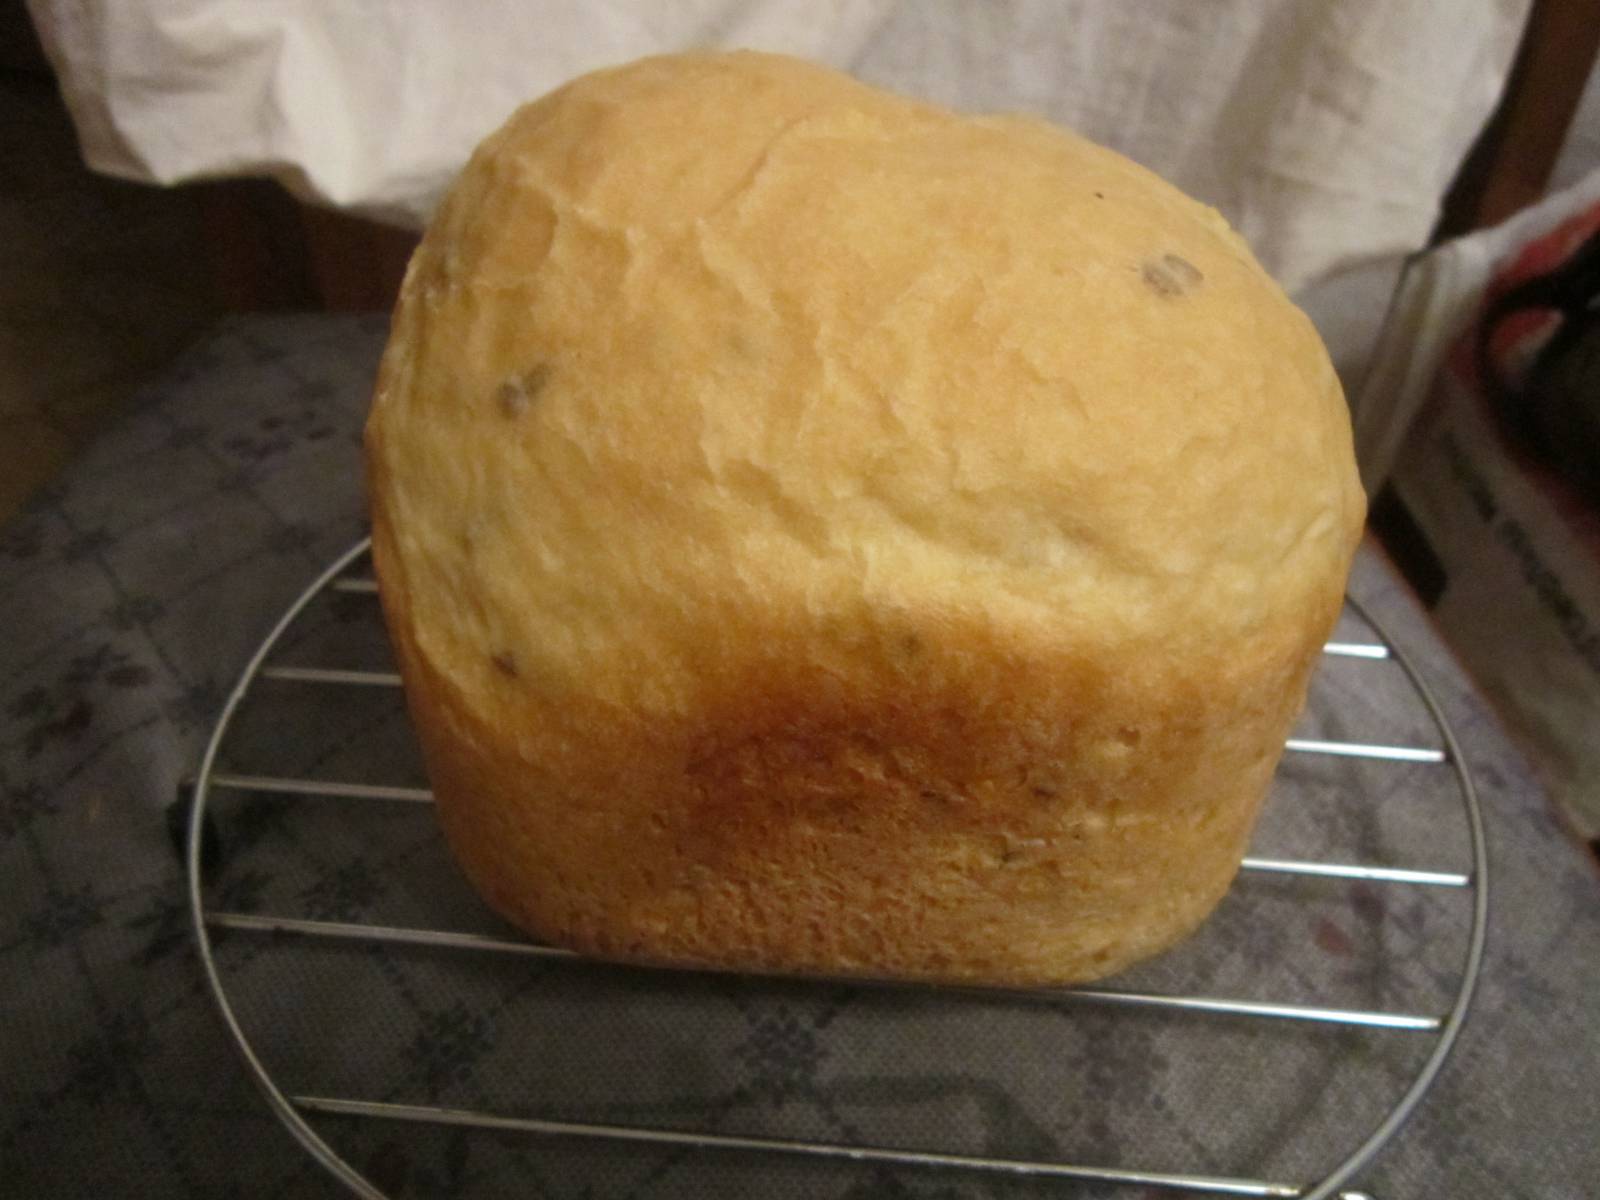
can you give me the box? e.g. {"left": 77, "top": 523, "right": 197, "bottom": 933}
{"left": 187, "top": 537, "right": 1487, "bottom": 1200}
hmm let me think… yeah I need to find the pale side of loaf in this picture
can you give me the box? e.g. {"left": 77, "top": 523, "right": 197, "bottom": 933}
{"left": 365, "top": 51, "right": 1366, "bottom": 985}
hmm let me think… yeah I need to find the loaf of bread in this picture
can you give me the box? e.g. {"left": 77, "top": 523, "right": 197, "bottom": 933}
{"left": 365, "top": 51, "right": 1365, "bottom": 985}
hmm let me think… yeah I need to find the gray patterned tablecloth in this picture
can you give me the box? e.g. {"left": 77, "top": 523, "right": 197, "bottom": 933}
{"left": 2, "top": 313, "right": 1597, "bottom": 1200}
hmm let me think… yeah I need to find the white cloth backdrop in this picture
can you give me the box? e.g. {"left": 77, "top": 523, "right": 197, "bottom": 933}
{"left": 27, "top": 0, "right": 1531, "bottom": 375}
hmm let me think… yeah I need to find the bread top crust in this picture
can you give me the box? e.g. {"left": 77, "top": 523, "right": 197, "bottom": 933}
{"left": 366, "top": 50, "right": 1365, "bottom": 737}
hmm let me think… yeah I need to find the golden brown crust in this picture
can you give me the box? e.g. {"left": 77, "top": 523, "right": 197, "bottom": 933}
{"left": 366, "top": 51, "right": 1365, "bottom": 985}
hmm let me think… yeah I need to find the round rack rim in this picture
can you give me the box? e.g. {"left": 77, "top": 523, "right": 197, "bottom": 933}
{"left": 187, "top": 535, "right": 1489, "bottom": 1200}
{"left": 186, "top": 537, "right": 385, "bottom": 1200}
{"left": 1299, "top": 592, "right": 1488, "bottom": 1200}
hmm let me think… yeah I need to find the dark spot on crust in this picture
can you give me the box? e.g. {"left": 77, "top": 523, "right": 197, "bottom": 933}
{"left": 490, "top": 651, "right": 519, "bottom": 678}
{"left": 1094, "top": 191, "right": 1105, "bottom": 199}
{"left": 1141, "top": 254, "right": 1204, "bottom": 297}
{"left": 1115, "top": 725, "right": 1141, "bottom": 748}
{"left": 899, "top": 632, "right": 923, "bottom": 657}
{"left": 1023, "top": 765, "right": 1063, "bottom": 800}
{"left": 1141, "top": 261, "right": 1181, "bottom": 296}
{"left": 496, "top": 364, "right": 550, "bottom": 418}
{"left": 1166, "top": 254, "right": 1203, "bottom": 286}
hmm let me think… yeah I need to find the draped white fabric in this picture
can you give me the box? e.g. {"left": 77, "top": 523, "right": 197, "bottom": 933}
{"left": 27, "top": 0, "right": 1530, "bottom": 369}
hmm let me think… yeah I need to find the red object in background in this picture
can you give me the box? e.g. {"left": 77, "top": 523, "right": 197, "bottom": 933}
{"left": 1467, "top": 203, "right": 1600, "bottom": 385}
{"left": 1459, "top": 206, "right": 1600, "bottom": 529}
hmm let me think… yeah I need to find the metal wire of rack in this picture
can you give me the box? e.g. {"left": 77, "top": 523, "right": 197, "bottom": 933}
{"left": 187, "top": 537, "right": 1488, "bottom": 1200}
